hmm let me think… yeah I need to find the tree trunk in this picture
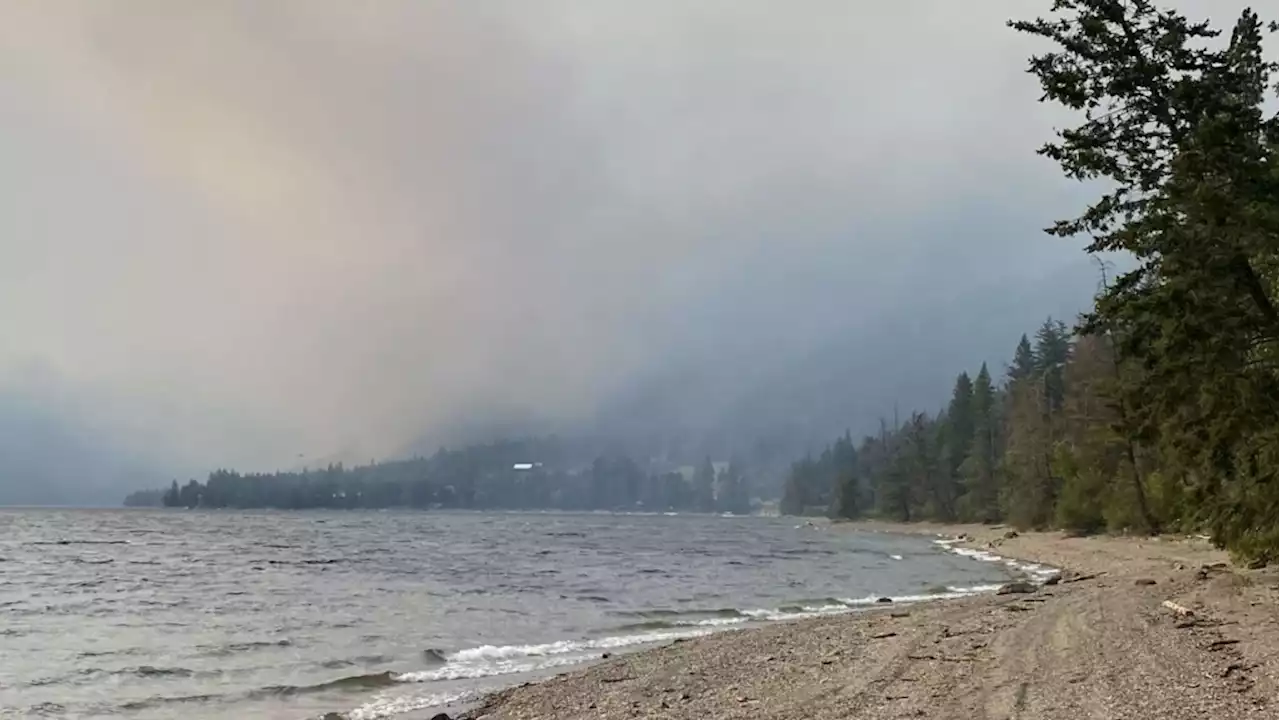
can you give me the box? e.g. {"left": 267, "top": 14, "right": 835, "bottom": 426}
{"left": 1124, "top": 440, "right": 1159, "bottom": 535}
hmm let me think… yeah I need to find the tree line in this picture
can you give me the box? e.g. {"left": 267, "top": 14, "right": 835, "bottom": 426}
{"left": 137, "top": 439, "right": 753, "bottom": 515}
{"left": 783, "top": 320, "right": 1127, "bottom": 525}
{"left": 783, "top": 0, "right": 1278, "bottom": 564}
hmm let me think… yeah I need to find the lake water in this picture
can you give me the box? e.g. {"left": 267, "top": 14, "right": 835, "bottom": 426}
{"left": 0, "top": 509, "right": 1022, "bottom": 719}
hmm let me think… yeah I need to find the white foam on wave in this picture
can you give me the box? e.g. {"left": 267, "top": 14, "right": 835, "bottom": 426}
{"left": 345, "top": 688, "right": 479, "bottom": 720}
{"left": 933, "top": 536, "right": 1061, "bottom": 582}
{"left": 449, "top": 628, "right": 714, "bottom": 664}
{"left": 740, "top": 603, "right": 849, "bottom": 622}
{"left": 396, "top": 653, "right": 590, "bottom": 683}
{"left": 394, "top": 627, "right": 717, "bottom": 684}
{"left": 738, "top": 583, "right": 1007, "bottom": 623}
{"left": 671, "top": 616, "right": 750, "bottom": 628}
{"left": 383, "top": 541, "right": 1053, "bottom": 694}
{"left": 947, "top": 583, "right": 1004, "bottom": 594}
{"left": 841, "top": 583, "right": 999, "bottom": 605}
{"left": 391, "top": 583, "right": 1011, "bottom": 687}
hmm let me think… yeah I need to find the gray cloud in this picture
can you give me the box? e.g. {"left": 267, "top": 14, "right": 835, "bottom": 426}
{"left": 1, "top": 0, "right": 1264, "bottom": 491}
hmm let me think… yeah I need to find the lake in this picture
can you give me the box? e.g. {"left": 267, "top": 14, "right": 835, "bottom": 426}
{"left": 0, "top": 509, "right": 1019, "bottom": 719}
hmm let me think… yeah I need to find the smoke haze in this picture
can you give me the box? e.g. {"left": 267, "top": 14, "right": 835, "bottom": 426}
{"left": 1, "top": 0, "right": 1260, "bottom": 500}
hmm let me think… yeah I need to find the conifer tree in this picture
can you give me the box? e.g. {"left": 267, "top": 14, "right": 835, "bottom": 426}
{"left": 829, "top": 431, "right": 861, "bottom": 519}
{"left": 943, "top": 372, "right": 974, "bottom": 492}
{"left": 1033, "top": 318, "right": 1071, "bottom": 413}
{"left": 959, "top": 363, "right": 1000, "bottom": 522}
{"left": 1007, "top": 334, "right": 1036, "bottom": 383}
{"left": 1012, "top": 0, "right": 1278, "bottom": 560}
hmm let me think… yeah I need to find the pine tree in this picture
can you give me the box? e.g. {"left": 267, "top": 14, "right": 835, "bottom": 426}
{"left": 908, "top": 413, "right": 951, "bottom": 520}
{"left": 1007, "top": 334, "right": 1036, "bottom": 383}
{"left": 959, "top": 363, "right": 1000, "bottom": 522}
{"left": 876, "top": 451, "right": 912, "bottom": 522}
{"left": 1012, "top": 0, "right": 1279, "bottom": 560}
{"left": 162, "top": 480, "right": 180, "bottom": 508}
{"left": 780, "top": 463, "right": 803, "bottom": 516}
{"left": 1033, "top": 318, "right": 1071, "bottom": 413}
{"left": 942, "top": 372, "right": 974, "bottom": 505}
{"left": 1053, "top": 334, "right": 1120, "bottom": 533}
{"left": 1001, "top": 323, "right": 1067, "bottom": 530}
{"left": 1095, "top": 326, "right": 1160, "bottom": 534}
{"left": 1000, "top": 380, "right": 1055, "bottom": 529}
{"left": 177, "top": 480, "right": 202, "bottom": 508}
{"left": 829, "top": 431, "right": 860, "bottom": 519}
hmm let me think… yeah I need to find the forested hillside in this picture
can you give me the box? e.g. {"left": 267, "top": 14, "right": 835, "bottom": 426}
{"left": 782, "top": 1, "right": 1278, "bottom": 563}
{"left": 782, "top": 320, "right": 1141, "bottom": 525}
{"left": 140, "top": 438, "right": 752, "bottom": 515}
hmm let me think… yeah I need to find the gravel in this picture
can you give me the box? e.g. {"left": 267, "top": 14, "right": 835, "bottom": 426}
{"left": 459, "top": 524, "right": 1277, "bottom": 720}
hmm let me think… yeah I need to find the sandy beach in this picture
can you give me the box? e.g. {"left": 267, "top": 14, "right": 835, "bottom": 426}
{"left": 458, "top": 523, "right": 1278, "bottom": 720}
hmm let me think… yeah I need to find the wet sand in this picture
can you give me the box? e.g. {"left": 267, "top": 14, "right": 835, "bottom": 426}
{"left": 458, "top": 522, "right": 1278, "bottom": 720}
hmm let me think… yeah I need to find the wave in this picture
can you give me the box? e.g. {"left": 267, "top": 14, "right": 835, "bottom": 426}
{"left": 599, "top": 604, "right": 825, "bottom": 625}
{"left": 112, "top": 670, "right": 410, "bottom": 714}
{"left": 449, "top": 628, "right": 711, "bottom": 664}
{"left": 30, "top": 539, "right": 129, "bottom": 546}
{"left": 932, "top": 537, "right": 1060, "bottom": 581}
{"left": 608, "top": 607, "right": 744, "bottom": 620}
{"left": 203, "top": 552, "right": 1032, "bottom": 707}
{"left": 195, "top": 638, "right": 293, "bottom": 657}
{"left": 387, "top": 584, "right": 1010, "bottom": 685}
{"left": 603, "top": 584, "right": 1007, "bottom": 629}
{"left": 321, "top": 654, "right": 396, "bottom": 670}
{"left": 77, "top": 648, "right": 145, "bottom": 659}
{"left": 611, "top": 609, "right": 747, "bottom": 627}
{"left": 107, "top": 583, "right": 1017, "bottom": 714}
{"left": 343, "top": 688, "right": 481, "bottom": 720}
{"left": 253, "top": 671, "right": 401, "bottom": 698}
{"left": 29, "top": 665, "right": 203, "bottom": 687}
{"left": 132, "top": 665, "right": 195, "bottom": 678}
{"left": 118, "top": 693, "right": 221, "bottom": 711}
{"left": 393, "top": 628, "right": 717, "bottom": 685}
{"left": 189, "top": 631, "right": 709, "bottom": 701}
{"left": 736, "top": 596, "right": 910, "bottom": 623}
{"left": 396, "top": 653, "right": 596, "bottom": 683}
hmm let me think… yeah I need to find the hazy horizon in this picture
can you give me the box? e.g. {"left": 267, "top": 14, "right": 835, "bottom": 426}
{"left": 3, "top": 0, "right": 1261, "bottom": 503}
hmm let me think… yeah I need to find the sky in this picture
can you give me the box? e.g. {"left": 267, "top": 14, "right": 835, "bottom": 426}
{"left": 0, "top": 0, "right": 1266, "bottom": 500}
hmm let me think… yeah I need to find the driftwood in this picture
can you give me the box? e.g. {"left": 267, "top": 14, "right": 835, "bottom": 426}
{"left": 1161, "top": 600, "right": 1195, "bottom": 617}
{"left": 1204, "top": 639, "right": 1240, "bottom": 651}
{"left": 1063, "top": 572, "right": 1104, "bottom": 583}
{"left": 907, "top": 653, "right": 976, "bottom": 663}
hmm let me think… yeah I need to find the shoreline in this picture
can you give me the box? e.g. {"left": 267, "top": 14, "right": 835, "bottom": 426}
{"left": 452, "top": 522, "right": 1277, "bottom": 720}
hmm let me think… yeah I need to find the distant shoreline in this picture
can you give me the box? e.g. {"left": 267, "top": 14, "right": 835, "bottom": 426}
{"left": 456, "top": 523, "right": 1278, "bottom": 720}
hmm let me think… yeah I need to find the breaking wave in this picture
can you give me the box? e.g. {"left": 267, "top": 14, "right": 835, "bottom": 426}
{"left": 383, "top": 582, "right": 1008, "bottom": 685}
{"left": 933, "top": 536, "right": 1060, "bottom": 581}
